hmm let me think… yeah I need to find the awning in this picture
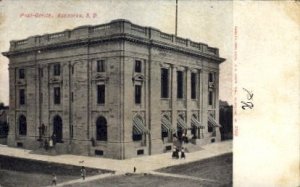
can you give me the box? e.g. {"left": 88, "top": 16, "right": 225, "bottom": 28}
{"left": 208, "top": 115, "right": 222, "bottom": 128}
{"left": 177, "top": 117, "right": 188, "bottom": 130}
{"left": 191, "top": 117, "right": 205, "bottom": 129}
{"left": 133, "top": 117, "right": 150, "bottom": 135}
{"left": 161, "top": 116, "right": 177, "bottom": 133}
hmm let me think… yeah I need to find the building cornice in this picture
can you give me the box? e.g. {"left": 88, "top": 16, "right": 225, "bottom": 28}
{"left": 2, "top": 19, "right": 226, "bottom": 63}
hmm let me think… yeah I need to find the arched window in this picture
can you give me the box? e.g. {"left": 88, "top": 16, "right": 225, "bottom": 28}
{"left": 53, "top": 115, "right": 63, "bottom": 142}
{"left": 19, "top": 115, "right": 27, "bottom": 135}
{"left": 96, "top": 116, "right": 107, "bottom": 141}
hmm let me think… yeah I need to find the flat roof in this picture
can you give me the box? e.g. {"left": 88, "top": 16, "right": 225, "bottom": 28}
{"left": 2, "top": 19, "right": 225, "bottom": 63}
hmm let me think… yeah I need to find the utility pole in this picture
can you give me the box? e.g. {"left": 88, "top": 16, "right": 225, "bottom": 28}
{"left": 175, "top": 0, "right": 178, "bottom": 36}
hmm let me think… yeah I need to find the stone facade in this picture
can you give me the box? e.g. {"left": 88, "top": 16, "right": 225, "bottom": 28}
{"left": 2, "top": 19, "right": 225, "bottom": 159}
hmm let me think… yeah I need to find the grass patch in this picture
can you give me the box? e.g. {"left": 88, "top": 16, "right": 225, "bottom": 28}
{"left": 158, "top": 153, "right": 232, "bottom": 186}
{"left": 64, "top": 173, "right": 218, "bottom": 187}
{"left": 0, "top": 155, "right": 112, "bottom": 187}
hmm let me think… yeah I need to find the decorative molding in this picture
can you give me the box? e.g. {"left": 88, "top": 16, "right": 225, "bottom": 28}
{"left": 161, "top": 111, "right": 171, "bottom": 117}
{"left": 177, "top": 111, "right": 186, "bottom": 117}
{"left": 133, "top": 111, "right": 145, "bottom": 119}
{"left": 208, "top": 82, "right": 215, "bottom": 88}
{"left": 132, "top": 73, "right": 144, "bottom": 81}
{"left": 49, "top": 77, "right": 62, "bottom": 84}
{"left": 175, "top": 66, "right": 185, "bottom": 71}
{"left": 4, "top": 35, "right": 225, "bottom": 64}
{"left": 93, "top": 73, "right": 108, "bottom": 82}
{"left": 159, "top": 63, "right": 171, "bottom": 69}
{"left": 16, "top": 80, "right": 26, "bottom": 86}
{"left": 189, "top": 68, "right": 199, "bottom": 73}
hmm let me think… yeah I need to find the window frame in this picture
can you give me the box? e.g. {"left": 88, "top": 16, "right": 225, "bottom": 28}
{"left": 135, "top": 85, "right": 142, "bottom": 104}
{"left": 96, "top": 116, "right": 108, "bottom": 141}
{"left": 208, "top": 90, "right": 213, "bottom": 106}
{"left": 134, "top": 60, "right": 142, "bottom": 73}
{"left": 177, "top": 71, "right": 184, "bottom": 99}
{"left": 97, "top": 84, "right": 105, "bottom": 104}
{"left": 54, "top": 87, "right": 61, "bottom": 105}
{"left": 161, "top": 68, "right": 169, "bottom": 98}
{"left": 19, "top": 68, "right": 25, "bottom": 79}
{"left": 209, "top": 72, "right": 214, "bottom": 82}
{"left": 18, "top": 115, "right": 27, "bottom": 136}
{"left": 97, "top": 60, "right": 106, "bottom": 73}
{"left": 191, "top": 72, "right": 197, "bottom": 99}
{"left": 53, "top": 63, "right": 61, "bottom": 76}
{"left": 19, "top": 89, "right": 25, "bottom": 105}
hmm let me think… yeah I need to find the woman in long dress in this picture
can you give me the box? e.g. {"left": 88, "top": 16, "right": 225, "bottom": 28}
{"left": 181, "top": 147, "right": 185, "bottom": 159}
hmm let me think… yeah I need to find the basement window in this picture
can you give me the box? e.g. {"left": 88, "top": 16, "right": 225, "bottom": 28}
{"left": 95, "top": 150, "right": 104, "bottom": 156}
{"left": 137, "top": 149, "right": 144, "bottom": 155}
{"left": 17, "top": 142, "right": 23, "bottom": 147}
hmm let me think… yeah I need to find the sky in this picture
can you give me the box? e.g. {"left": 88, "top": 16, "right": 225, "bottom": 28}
{"left": 0, "top": 0, "right": 233, "bottom": 105}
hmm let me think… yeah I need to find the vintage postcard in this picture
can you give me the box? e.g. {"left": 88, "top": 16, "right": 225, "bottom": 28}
{"left": 0, "top": 0, "right": 299, "bottom": 186}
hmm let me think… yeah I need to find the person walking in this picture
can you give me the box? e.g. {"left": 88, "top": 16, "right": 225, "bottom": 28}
{"left": 172, "top": 146, "right": 178, "bottom": 159}
{"left": 81, "top": 166, "right": 86, "bottom": 180}
{"left": 181, "top": 147, "right": 185, "bottom": 159}
{"left": 51, "top": 173, "right": 57, "bottom": 186}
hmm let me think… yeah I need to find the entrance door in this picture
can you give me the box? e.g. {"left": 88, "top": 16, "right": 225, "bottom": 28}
{"left": 53, "top": 115, "right": 63, "bottom": 142}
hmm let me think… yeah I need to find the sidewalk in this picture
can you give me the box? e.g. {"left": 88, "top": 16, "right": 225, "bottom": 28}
{"left": 0, "top": 140, "right": 232, "bottom": 173}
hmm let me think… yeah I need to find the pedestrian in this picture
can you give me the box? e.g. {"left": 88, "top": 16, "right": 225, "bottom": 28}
{"left": 133, "top": 166, "right": 136, "bottom": 173}
{"left": 44, "top": 139, "right": 49, "bottom": 150}
{"left": 181, "top": 147, "right": 185, "bottom": 159}
{"left": 51, "top": 133, "right": 57, "bottom": 145}
{"left": 49, "top": 139, "right": 53, "bottom": 148}
{"left": 51, "top": 173, "right": 57, "bottom": 186}
{"left": 81, "top": 166, "right": 86, "bottom": 180}
{"left": 172, "top": 146, "right": 177, "bottom": 159}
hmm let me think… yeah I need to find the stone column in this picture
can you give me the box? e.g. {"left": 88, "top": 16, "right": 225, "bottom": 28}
{"left": 7, "top": 67, "right": 16, "bottom": 146}
{"left": 62, "top": 61, "right": 70, "bottom": 145}
{"left": 186, "top": 67, "right": 191, "bottom": 137}
{"left": 215, "top": 71, "right": 221, "bottom": 141}
{"left": 201, "top": 69, "right": 209, "bottom": 139}
{"left": 171, "top": 65, "right": 177, "bottom": 135}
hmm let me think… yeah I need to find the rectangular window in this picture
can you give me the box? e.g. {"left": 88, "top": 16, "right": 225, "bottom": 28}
{"left": 133, "top": 134, "right": 142, "bottom": 141}
{"left": 39, "top": 68, "right": 43, "bottom": 78}
{"left": 97, "top": 85, "right": 105, "bottom": 104}
{"left": 209, "top": 91, "right": 213, "bottom": 105}
{"left": 53, "top": 64, "right": 61, "bottom": 76}
{"left": 135, "top": 85, "right": 142, "bottom": 104}
{"left": 135, "top": 60, "right": 142, "bottom": 73}
{"left": 209, "top": 72, "right": 214, "bottom": 82}
{"left": 95, "top": 150, "right": 104, "bottom": 156}
{"left": 97, "top": 60, "right": 105, "bottom": 72}
{"left": 54, "top": 87, "right": 61, "bottom": 104}
{"left": 161, "top": 68, "right": 169, "bottom": 98}
{"left": 19, "top": 69, "right": 25, "bottom": 79}
{"left": 137, "top": 149, "right": 144, "bottom": 155}
{"left": 191, "top": 73, "right": 197, "bottom": 99}
{"left": 40, "top": 93, "right": 43, "bottom": 103}
{"left": 19, "top": 89, "right": 25, "bottom": 105}
{"left": 70, "top": 125, "right": 73, "bottom": 139}
{"left": 177, "top": 71, "right": 184, "bottom": 99}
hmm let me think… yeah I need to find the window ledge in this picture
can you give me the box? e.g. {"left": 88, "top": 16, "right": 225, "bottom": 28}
{"left": 97, "top": 104, "right": 105, "bottom": 106}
